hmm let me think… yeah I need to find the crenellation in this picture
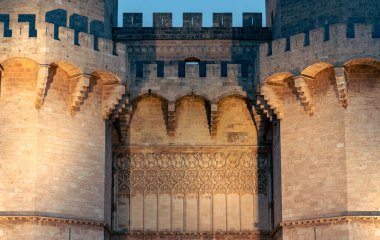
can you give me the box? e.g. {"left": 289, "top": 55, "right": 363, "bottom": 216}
{"left": 115, "top": 42, "right": 127, "bottom": 58}
{"left": 309, "top": 27, "right": 325, "bottom": 46}
{"left": 18, "top": 14, "right": 37, "bottom": 37}
{"left": 213, "top": 13, "right": 232, "bottom": 27}
{"left": 164, "top": 63, "right": 178, "bottom": 78}
{"left": 44, "top": 22, "right": 55, "bottom": 39}
{"left": 143, "top": 63, "right": 158, "bottom": 79}
{"left": 78, "top": 32, "right": 95, "bottom": 51}
{"left": 289, "top": 32, "right": 306, "bottom": 51}
{"left": 153, "top": 13, "right": 172, "bottom": 28}
{"left": 259, "top": 23, "right": 380, "bottom": 83}
{"left": 354, "top": 23, "right": 373, "bottom": 42}
{"left": 98, "top": 37, "right": 114, "bottom": 55}
{"left": 123, "top": 13, "right": 143, "bottom": 28}
{"left": 183, "top": 13, "right": 202, "bottom": 28}
{"left": 185, "top": 63, "right": 199, "bottom": 78}
{"left": 243, "top": 13, "right": 262, "bottom": 28}
{"left": 227, "top": 64, "right": 239, "bottom": 76}
{"left": 271, "top": 37, "right": 286, "bottom": 55}
{"left": 10, "top": 21, "right": 32, "bottom": 39}
{"left": 58, "top": 26, "right": 75, "bottom": 44}
{"left": 206, "top": 64, "right": 221, "bottom": 78}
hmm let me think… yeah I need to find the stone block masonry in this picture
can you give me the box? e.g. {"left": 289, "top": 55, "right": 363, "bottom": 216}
{"left": 1, "top": 1, "right": 380, "bottom": 240}
{"left": 0, "top": 1, "right": 127, "bottom": 239}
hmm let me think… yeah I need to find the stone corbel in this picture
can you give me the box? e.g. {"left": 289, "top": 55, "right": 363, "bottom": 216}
{"left": 110, "top": 92, "right": 129, "bottom": 120}
{"left": 209, "top": 102, "right": 218, "bottom": 136}
{"left": 260, "top": 85, "right": 284, "bottom": 119}
{"left": 294, "top": 76, "right": 314, "bottom": 115}
{"left": 71, "top": 73, "right": 91, "bottom": 111}
{"left": 103, "top": 84, "right": 125, "bottom": 119}
{"left": 34, "top": 64, "right": 50, "bottom": 109}
{"left": 335, "top": 67, "right": 348, "bottom": 108}
{"left": 256, "top": 95, "right": 274, "bottom": 121}
{"left": 167, "top": 101, "right": 176, "bottom": 136}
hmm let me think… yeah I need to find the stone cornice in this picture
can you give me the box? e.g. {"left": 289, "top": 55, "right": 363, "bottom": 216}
{"left": 0, "top": 215, "right": 104, "bottom": 227}
{"left": 272, "top": 215, "right": 380, "bottom": 236}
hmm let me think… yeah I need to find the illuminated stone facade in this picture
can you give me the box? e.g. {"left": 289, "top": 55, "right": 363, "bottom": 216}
{"left": 0, "top": 0, "right": 379, "bottom": 240}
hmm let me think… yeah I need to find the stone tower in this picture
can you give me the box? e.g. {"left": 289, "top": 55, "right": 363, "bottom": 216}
{"left": 0, "top": 0, "right": 127, "bottom": 239}
{"left": 262, "top": 0, "right": 380, "bottom": 239}
{"left": 266, "top": 0, "right": 380, "bottom": 38}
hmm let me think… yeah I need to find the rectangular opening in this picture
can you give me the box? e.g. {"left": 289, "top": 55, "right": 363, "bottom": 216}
{"left": 221, "top": 62, "right": 228, "bottom": 77}
{"left": 157, "top": 61, "right": 164, "bottom": 77}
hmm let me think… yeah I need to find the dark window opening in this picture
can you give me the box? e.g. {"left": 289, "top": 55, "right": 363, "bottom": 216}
{"left": 221, "top": 62, "right": 228, "bottom": 77}
{"left": 178, "top": 61, "right": 186, "bottom": 77}
{"left": 199, "top": 62, "right": 207, "bottom": 77}
{"left": 157, "top": 61, "right": 164, "bottom": 77}
{"left": 136, "top": 62, "right": 143, "bottom": 78}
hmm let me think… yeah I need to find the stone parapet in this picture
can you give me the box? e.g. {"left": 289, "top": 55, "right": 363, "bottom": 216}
{"left": 259, "top": 23, "right": 380, "bottom": 84}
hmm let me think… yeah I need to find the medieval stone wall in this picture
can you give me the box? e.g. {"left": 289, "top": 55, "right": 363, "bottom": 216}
{"left": 114, "top": 95, "right": 271, "bottom": 237}
{"left": 258, "top": 23, "right": 380, "bottom": 239}
{"left": 0, "top": 3, "right": 127, "bottom": 239}
{"left": 266, "top": 0, "right": 380, "bottom": 38}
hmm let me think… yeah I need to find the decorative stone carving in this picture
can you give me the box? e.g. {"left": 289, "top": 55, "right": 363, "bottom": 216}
{"left": 116, "top": 147, "right": 270, "bottom": 196}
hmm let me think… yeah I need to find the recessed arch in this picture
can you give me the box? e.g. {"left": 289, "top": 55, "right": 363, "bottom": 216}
{"left": 215, "top": 90, "right": 249, "bottom": 105}
{"left": 51, "top": 61, "right": 83, "bottom": 78}
{"left": 175, "top": 94, "right": 210, "bottom": 106}
{"left": 0, "top": 57, "right": 40, "bottom": 69}
{"left": 263, "top": 72, "right": 294, "bottom": 86}
{"left": 131, "top": 92, "right": 168, "bottom": 105}
{"left": 344, "top": 58, "right": 380, "bottom": 71}
{"left": 174, "top": 90, "right": 212, "bottom": 105}
{"left": 301, "top": 62, "right": 334, "bottom": 79}
{"left": 92, "top": 70, "right": 122, "bottom": 85}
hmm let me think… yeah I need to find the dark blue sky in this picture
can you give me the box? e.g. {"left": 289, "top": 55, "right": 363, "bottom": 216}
{"left": 118, "top": 0, "right": 266, "bottom": 27}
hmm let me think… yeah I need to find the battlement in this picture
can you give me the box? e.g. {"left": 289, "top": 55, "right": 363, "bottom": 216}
{"left": 259, "top": 23, "right": 380, "bottom": 83}
{"left": 115, "top": 12, "right": 270, "bottom": 41}
{"left": 0, "top": 9, "right": 122, "bottom": 54}
{"left": 134, "top": 62, "right": 254, "bottom": 80}
{"left": 123, "top": 12, "right": 262, "bottom": 28}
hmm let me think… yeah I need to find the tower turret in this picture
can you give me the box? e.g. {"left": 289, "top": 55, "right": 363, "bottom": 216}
{"left": 0, "top": 0, "right": 126, "bottom": 239}
{"left": 266, "top": 0, "right": 380, "bottom": 39}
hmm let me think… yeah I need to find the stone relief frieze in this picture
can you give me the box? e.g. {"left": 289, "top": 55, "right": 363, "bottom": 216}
{"left": 116, "top": 147, "right": 270, "bottom": 196}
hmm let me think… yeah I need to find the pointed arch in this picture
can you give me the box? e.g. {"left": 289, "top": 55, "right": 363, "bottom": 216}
{"left": 51, "top": 61, "right": 83, "bottom": 78}
{"left": 301, "top": 62, "right": 334, "bottom": 79}
{"left": 344, "top": 58, "right": 380, "bottom": 71}
{"left": 130, "top": 92, "right": 168, "bottom": 105}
